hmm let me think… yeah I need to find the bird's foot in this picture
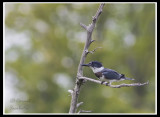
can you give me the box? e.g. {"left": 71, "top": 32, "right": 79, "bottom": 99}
{"left": 101, "top": 81, "right": 110, "bottom": 86}
{"left": 105, "top": 82, "right": 109, "bottom": 86}
{"left": 101, "top": 81, "right": 105, "bottom": 85}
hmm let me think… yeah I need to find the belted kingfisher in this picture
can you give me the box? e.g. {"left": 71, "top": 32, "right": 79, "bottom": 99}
{"left": 81, "top": 61, "right": 134, "bottom": 85}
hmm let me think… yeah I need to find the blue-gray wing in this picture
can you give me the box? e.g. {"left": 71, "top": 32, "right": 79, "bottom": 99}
{"left": 102, "top": 69, "right": 121, "bottom": 80}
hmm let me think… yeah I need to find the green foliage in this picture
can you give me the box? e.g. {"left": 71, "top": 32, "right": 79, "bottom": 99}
{"left": 5, "top": 3, "right": 155, "bottom": 113}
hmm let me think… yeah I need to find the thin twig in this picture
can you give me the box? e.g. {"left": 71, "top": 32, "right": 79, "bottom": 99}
{"left": 87, "top": 47, "right": 102, "bottom": 54}
{"left": 108, "top": 81, "right": 149, "bottom": 88}
{"left": 78, "top": 109, "right": 92, "bottom": 113}
{"left": 89, "top": 39, "right": 96, "bottom": 45}
{"left": 77, "top": 102, "right": 84, "bottom": 108}
{"left": 80, "top": 23, "right": 87, "bottom": 30}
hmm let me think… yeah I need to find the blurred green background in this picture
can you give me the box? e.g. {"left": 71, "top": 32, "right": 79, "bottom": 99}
{"left": 5, "top": 3, "right": 156, "bottom": 113}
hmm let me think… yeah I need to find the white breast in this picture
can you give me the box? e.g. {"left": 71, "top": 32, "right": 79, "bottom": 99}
{"left": 90, "top": 67, "right": 104, "bottom": 73}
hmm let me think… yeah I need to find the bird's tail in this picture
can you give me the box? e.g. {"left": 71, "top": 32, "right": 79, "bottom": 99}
{"left": 120, "top": 74, "right": 134, "bottom": 80}
{"left": 123, "top": 77, "right": 135, "bottom": 80}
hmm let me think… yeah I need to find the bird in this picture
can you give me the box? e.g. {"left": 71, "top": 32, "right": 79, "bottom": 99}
{"left": 81, "top": 61, "right": 134, "bottom": 85}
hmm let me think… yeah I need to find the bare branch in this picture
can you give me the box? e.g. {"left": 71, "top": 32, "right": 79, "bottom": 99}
{"left": 80, "top": 22, "right": 87, "bottom": 30}
{"left": 69, "top": 4, "right": 105, "bottom": 113}
{"left": 87, "top": 47, "right": 102, "bottom": 54}
{"left": 92, "top": 3, "right": 105, "bottom": 23}
{"left": 108, "top": 81, "right": 149, "bottom": 88}
{"left": 77, "top": 102, "right": 84, "bottom": 108}
{"left": 78, "top": 109, "right": 92, "bottom": 113}
{"left": 90, "top": 39, "right": 96, "bottom": 44}
{"left": 79, "top": 76, "right": 105, "bottom": 84}
{"left": 79, "top": 76, "right": 149, "bottom": 88}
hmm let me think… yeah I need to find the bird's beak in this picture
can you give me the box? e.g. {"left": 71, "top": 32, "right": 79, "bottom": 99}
{"left": 81, "top": 63, "right": 90, "bottom": 67}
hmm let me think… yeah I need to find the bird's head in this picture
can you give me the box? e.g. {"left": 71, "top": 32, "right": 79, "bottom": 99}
{"left": 81, "top": 61, "right": 104, "bottom": 73}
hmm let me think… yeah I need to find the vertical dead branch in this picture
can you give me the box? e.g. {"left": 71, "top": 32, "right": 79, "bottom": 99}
{"left": 69, "top": 3, "right": 105, "bottom": 113}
